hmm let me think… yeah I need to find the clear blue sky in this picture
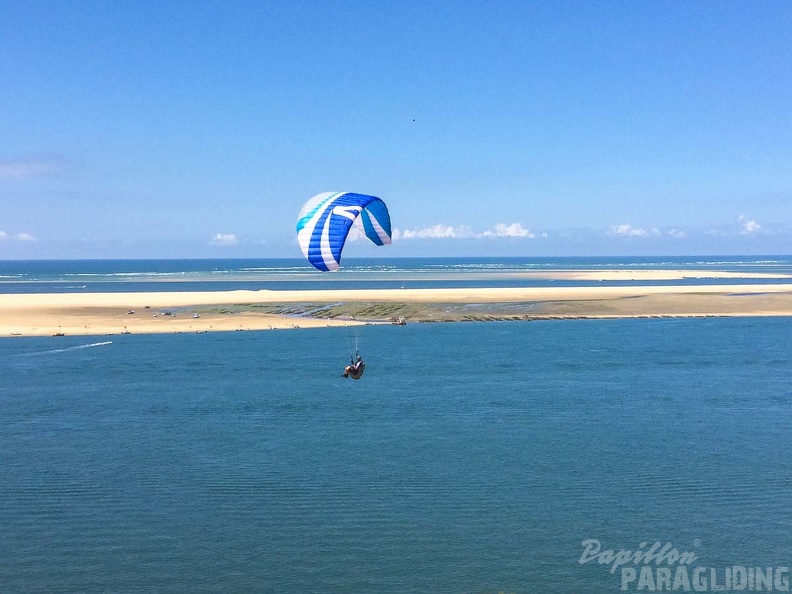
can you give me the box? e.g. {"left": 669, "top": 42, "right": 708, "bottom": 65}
{"left": 1, "top": 0, "right": 790, "bottom": 258}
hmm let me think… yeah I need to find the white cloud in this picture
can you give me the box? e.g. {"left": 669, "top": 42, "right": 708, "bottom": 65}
{"left": 393, "top": 222, "right": 535, "bottom": 241}
{"left": 703, "top": 216, "right": 763, "bottom": 237}
{"left": 211, "top": 233, "right": 238, "bottom": 245}
{"left": 393, "top": 224, "right": 477, "bottom": 240}
{"left": 610, "top": 224, "right": 660, "bottom": 237}
{"left": 667, "top": 229, "right": 687, "bottom": 238}
{"left": 0, "top": 231, "right": 36, "bottom": 241}
{"left": 483, "top": 223, "right": 535, "bottom": 238}
{"left": 0, "top": 157, "right": 67, "bottom": 179}
{"left": 738, "top": 215, "right": 760, "bottom": 235}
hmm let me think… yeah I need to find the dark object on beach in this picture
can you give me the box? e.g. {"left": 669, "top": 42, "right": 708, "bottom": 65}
{"left": 52, "top": 332, "right": 65, "bottom": 337}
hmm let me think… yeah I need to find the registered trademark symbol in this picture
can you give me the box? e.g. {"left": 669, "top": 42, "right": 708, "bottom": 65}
{"left": 693, "top": 539, "right": 701, "bottom": 547}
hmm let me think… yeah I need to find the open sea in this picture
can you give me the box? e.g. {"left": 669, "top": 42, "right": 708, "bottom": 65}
{"left": 1, "top": 258, "right": 791, "bottom": 593}
{"left": 1, "top": 256, "right": 791, "bottom": 293}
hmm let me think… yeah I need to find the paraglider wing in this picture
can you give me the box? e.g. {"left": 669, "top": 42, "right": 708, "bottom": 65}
{"left": 296, "top": 192, "right": 392, "bottom": 271}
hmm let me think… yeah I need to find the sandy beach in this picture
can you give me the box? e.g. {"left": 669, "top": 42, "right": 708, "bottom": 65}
{"left": 528, "top": 269, "right": 792, "bottom": 281}
{"left": 1, "top": 282, "right": 790, "bottom": 337}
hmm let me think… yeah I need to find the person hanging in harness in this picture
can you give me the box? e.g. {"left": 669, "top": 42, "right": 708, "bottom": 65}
{"left": 342, "top": 354, "right": 365, "bottom": 380}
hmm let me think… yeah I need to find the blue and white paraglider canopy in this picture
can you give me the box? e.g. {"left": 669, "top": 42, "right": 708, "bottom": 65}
{"left": 296, "top": 192, "right": 392, "bottom": 272}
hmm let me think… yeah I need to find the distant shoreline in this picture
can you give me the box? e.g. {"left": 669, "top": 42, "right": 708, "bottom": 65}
{"left": 1, "top": 282, "right": 790, "bottom": 337}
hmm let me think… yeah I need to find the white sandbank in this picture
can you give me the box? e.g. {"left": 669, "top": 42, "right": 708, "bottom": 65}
{"left": 0, "top": 283, "right": 790, "bottom": 337}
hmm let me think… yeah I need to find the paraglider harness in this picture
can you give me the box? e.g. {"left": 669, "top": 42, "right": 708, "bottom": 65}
{"left": 344, "top": 352, "right": 366, "bottom": 380}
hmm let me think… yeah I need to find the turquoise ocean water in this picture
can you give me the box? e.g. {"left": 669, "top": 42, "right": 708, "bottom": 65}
{"left": 1, "top": 258, "right": 791, "bottom": 592}
{"left": 1, "top": 256, "right": 791, "bottom": 293}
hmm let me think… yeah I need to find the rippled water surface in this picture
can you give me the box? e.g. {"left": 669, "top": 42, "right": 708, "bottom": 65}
{"left": 1, "top": 318, "right": 790, "bottom": 593}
